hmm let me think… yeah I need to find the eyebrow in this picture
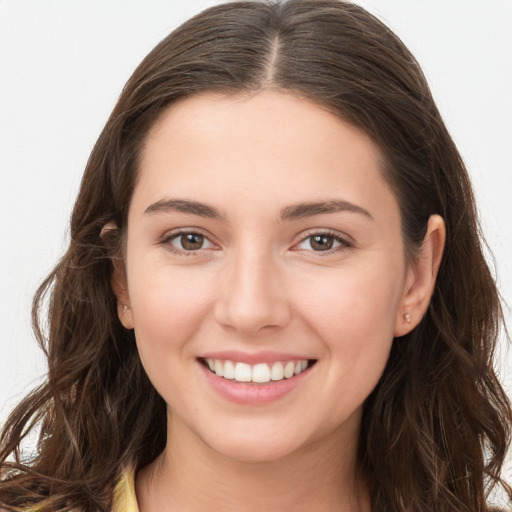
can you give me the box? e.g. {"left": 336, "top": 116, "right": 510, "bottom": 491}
{"left": 144, "top": 198, "right": 372, "bottom": 221}
{"left": 279, "top": 200, "right": 373, "bottom": 221}
{"left": 144, "top": 198, "right": 225, "bottom": 219}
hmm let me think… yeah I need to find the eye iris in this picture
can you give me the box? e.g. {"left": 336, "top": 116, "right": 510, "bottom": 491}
{"left": 310, "top": 235, "right": 333, "bottom": 251}
{"left": 181, "top": 233, "right": 204, "bottom": 250}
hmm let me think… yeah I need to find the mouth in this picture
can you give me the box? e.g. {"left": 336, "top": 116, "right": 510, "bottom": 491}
{"left": 198, "top": 357, "right": 318, "bottom": 385}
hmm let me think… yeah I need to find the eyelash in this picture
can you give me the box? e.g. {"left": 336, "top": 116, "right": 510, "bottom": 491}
{"left": 293, "top": 230, "right": 353, "bottom": 255}
{"left": 160, "top": 229, "right": 216, "bottom": 256}
{"left": 160, "top": 229, "right": 352, "bottom": 256}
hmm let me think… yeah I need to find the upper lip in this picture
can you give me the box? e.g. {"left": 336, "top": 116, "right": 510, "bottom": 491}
{"left": 199, "top": 350, "right": 315, "bottom": 365}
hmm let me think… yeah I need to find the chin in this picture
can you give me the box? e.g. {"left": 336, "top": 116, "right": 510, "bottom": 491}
{"left": 201, "top": 428, "right": 307, "bottom": 464}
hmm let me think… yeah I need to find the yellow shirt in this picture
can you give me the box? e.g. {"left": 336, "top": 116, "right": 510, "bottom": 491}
{"left": 0, "top": 467, "right": 138, "bottom": 512}
{"left": 112, "top": 465, "right": 139, "bottom": 512}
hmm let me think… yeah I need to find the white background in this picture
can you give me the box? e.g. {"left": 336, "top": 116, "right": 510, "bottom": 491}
{"left": 0, "top": 0, "right": 511, "bottom": 498}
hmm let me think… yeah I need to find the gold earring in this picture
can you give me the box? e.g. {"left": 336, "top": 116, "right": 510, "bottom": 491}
{"left": 404, "top": 312, "right": 411, "bottom": 324}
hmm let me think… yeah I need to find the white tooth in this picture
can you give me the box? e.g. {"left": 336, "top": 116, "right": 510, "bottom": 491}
{"left": 284, "top": 361, "right": 295, "bottom": 378}
{"left": 300, "top": 360, "right": 308, "bottom": 371}
{"left": 294, "top": 361, "right": 302, "bottom": 375}
{"left": 270, "top": 362, "right": 284, "bottom": 381}
{"left": 207, "top": 358, "right": 215, "bottom": 371}
{"left": 234, "top": 362, "right": 252, "bottom": 382}
{"left": 214, "top": 359, "right": 224, "bottom": 377}
{"left": 223, "top": 360, "right": 235, "bottom": 379}
{"left": 252, "top": 363, "right": 271, "bottom": 383}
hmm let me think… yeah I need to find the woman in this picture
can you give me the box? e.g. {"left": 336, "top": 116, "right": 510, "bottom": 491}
{"left": 0, "top": 1, "right": 510, "bottom": 511}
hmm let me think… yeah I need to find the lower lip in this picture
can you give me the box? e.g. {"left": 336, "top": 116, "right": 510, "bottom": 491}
{"left": 198, "top": 361, "right": 314, "bottom": 405}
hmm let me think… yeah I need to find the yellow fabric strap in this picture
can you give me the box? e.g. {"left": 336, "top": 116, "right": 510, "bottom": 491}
{"left": 112, "top": 465, "right": 139, "bottom": 512}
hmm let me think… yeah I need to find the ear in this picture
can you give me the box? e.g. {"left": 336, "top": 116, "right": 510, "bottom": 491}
{"left": 101, "top": 221, "right": 134, "bottom": 330}
{"left": 394, "top": 214, "right": 445, "bottom": 336}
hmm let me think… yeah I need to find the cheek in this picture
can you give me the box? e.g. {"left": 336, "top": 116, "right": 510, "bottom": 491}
{"left": 127, "top": 266, "right": 221, "bottom": 417}
{"left": 293, "top": 263, "right": 402, "bottom": 386}
{"left": 296, "top": 261, "right": 402, "bottom": 335}
{"left": 126, "top": 262, "right": 217, "bottom": 372}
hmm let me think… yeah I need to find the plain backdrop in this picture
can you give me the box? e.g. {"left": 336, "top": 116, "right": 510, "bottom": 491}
{"left": 0, "top": 0, "right": 511, "bottom": 496}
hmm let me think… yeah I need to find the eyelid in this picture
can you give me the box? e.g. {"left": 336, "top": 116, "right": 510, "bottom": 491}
{"left": 159, "top": 227, "right": 220, "bottom": 254}
{"left": 291, "top": 228, "right": 354, "bottom": 253}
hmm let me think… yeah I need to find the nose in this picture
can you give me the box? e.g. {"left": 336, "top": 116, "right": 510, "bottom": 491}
{"left": 214, "top": 244, "right": 291, "bottom": 336}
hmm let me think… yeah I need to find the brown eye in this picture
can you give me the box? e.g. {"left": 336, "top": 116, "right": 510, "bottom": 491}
{"left": 167, "top": 231, "right": 214, "bottom": 253}
{"left": 180, "top": 233, "right": 205, "bottom": 250}
{"left": 295, "top": 232, "right": 350, "bottom": 253}
{"left": 309, "top": 235, "right": 334, "bottom": 251}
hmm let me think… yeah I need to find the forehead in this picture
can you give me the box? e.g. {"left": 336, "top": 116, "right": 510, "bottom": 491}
{"left": 132, "top": 90, "right": 399, "bottom": 224}
{"left": 144, "top": 91, "right": 379, "bottom": 164}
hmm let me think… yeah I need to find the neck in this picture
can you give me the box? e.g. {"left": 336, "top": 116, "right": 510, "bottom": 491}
{"left": 136, "top": 411, "right": 370, "bottom": 512}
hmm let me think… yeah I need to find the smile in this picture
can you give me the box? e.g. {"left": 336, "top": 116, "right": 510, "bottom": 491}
{"left": 201, "top": 358, "right": 315, "bottom": 384}
{"left": 198, "top": 356, "right": 317, "bottom": 405}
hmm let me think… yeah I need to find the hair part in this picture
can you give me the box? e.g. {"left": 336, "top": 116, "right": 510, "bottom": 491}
{"left": 1, "top": 1, "right": 510, "bottom": 511}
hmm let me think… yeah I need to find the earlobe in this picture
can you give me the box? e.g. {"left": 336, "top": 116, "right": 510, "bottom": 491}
{"left": 111, "top": 259, "right": 134, "bottom": 330}
{"left": 116, "top": 301, "right": 134, "bottom": 329}
{"left": 394, "top": 214, "right": 445, "bottom": 337}
{"left": 101, "top": 221, "right": 134, "bottom": 330}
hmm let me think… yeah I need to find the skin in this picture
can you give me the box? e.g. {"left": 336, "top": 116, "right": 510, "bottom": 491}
{"left": 112, "top": 90, "right": 445, "bottom": 512}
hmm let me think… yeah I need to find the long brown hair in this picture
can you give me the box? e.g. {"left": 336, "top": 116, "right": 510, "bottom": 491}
{"left": 1, "top": 1, "right": 510, "bottom": 511}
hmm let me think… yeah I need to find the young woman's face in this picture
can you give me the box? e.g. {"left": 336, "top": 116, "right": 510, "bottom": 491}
{"left": 118, "top": 91, "right": 418, "bottom": 462}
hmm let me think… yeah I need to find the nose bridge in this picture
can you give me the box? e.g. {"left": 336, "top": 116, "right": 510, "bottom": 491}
{"left": 214, "top": 239, "right": 290, "bottom": 334}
